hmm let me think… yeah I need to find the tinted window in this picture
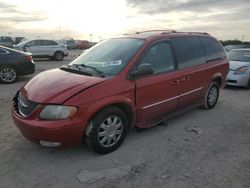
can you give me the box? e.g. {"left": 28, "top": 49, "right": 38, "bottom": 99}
{"left": 28, "top": 40, "right": 41, "bottom": 46}
{"left": 171, "top": 37, "right": 205, "bottom": 69}
{"left": 42, "top": 40, "right": 58, "bottom": 45}
{"left": 138, "top": 42, "right": 175, "bottom": 74}
{"left": 200, "top": 37, "right": 226, "bottom": 61}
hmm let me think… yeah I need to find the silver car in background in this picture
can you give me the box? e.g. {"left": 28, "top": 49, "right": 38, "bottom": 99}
{"left": 227, "top": 49, "right": 250, "bottom": 88}
{"left": 14, "top": 39, "right": 68, "bottom": 61}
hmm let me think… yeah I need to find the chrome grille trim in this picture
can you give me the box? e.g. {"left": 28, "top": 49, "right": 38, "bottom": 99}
{"left": 13, "top": 92, "right": 39, "bottom": 117}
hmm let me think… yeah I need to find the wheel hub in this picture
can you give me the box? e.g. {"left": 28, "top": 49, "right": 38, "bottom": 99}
{"left": 97, "top": 116, "right": 123, "bottom": 148}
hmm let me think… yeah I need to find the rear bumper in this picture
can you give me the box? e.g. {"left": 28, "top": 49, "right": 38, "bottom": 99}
{"left": 11, "top": 105, "right": 85, "bottom": 148}
{"left": 19, "top": 62, "right": 35, "bottom": 76}
{"left": 226, "top": 70, "right": 250, "bottom": 87}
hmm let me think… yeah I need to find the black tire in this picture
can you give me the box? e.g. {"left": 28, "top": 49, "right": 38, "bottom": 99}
{"left": 85, "top": 106, "right": 129, "bottom": 154}
{"left": 245, "top": 78, "right": 250, "bottom": 89}
{"left": 203, "top": 82, "right": 220, "bottom": 110}
{"left": 53, "top": 51, "right": 64, "bottom": 61}
{"left": 0, "top": 66, "right": 18, "bottom": 84}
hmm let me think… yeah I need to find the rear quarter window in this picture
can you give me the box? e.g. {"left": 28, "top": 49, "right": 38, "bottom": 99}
{"left": 170, "top": 37, "right": 205, "bottom": 69}
{"left": 200, "top": 37, "right": 226, "bottom": 61}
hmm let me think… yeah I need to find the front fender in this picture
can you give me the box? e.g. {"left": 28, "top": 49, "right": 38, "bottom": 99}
{"left": 82, "top": 95, "right": 136, "bottom": 128}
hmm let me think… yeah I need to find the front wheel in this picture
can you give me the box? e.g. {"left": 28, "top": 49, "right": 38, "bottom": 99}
{"left": 53, "top": 51, "right": 64, "bottom": 61}
{"left": 85, "top": 107, "right": 128, "bottom": 154}
{"left": 203, "top": 82, "right": 220, "bottom": 109}
{"left": 0, "top": 66, "right": 18, "bottom": 84}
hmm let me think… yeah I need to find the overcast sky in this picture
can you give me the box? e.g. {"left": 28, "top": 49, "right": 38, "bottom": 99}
{"left": 0, "top": 0, "right": 249, "bottom": 41}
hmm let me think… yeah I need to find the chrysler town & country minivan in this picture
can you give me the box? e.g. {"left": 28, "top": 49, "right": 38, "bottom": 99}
{"left": 12, "top": 30, "right": 229, "bottom": 154}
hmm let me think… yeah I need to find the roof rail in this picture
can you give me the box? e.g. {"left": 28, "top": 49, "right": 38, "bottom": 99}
{"left": 173, "top": 31, "right": 209, "bottom": 35}
{"left": 135, "top": 30, "right": 177, "bottom": 34}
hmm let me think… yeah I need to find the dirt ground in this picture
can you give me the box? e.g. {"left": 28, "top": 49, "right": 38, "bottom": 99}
{"left": 0, "top": 50, "right": 250, "bottom": 188}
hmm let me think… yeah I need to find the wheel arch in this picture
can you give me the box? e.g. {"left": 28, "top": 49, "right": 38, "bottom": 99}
{"left": 53, "top": 50, "right": 64, "bottom": 56}
{"left": 211, "top": 73, "right": 223, "bottom": 88}
{"left": 84, "top": 98, "right": 136, "bottom": 131}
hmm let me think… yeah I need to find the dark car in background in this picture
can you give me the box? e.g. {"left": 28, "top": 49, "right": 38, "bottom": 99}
{"left": 0, "top": 36, "right": 13, "bottom": 48}
{"left": 0, "top": 45, "right": 35, "bottom": 83}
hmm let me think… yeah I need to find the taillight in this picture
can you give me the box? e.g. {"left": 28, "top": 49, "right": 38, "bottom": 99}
{"left": 25, "top": 55, "right": 33, "bottom": 62}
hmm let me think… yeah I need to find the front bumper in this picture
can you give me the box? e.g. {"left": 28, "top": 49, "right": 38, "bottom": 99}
{"left": 226, "top": 70, "right": 250, "bottom": 87}
{"left": 11, "top": 105, "right": 85, "bottom": 148}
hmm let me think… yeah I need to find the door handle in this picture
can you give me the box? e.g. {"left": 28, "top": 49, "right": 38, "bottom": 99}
{"left": 182, "top": 77, "right": 190, "bottom": 82}
{"left": 171, "top": 80, "right": 180, "bottom": 85}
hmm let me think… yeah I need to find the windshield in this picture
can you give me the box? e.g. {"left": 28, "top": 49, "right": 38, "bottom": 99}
{"left": 227, "top": 50, "right": 250, "bottom": 62}
{"left": 69, "top": 38, "right": 145, "bottom": 76}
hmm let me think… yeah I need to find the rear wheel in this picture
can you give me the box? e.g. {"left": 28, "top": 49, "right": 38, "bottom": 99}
{"left": 203, "top": 82, "right": 219, "bottom": 109}
{"left": 0, "top": 66, "right": 18, "bottom": 84}
{"left": 85, "top": 107, "right": 128, "bottom": 154}
{"left": 53, "top": 51, "right": 64, "bottom": 61}
{"left": 245, "top": 78, "right": 250, "bottom": 89}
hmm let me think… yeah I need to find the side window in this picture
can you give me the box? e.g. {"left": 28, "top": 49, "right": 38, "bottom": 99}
{"left": 43, "top": 40, "right": 57, "bottom": 46}
{"left": 138, "top": 42, "right": 175, "bottom": 74}
{"left": 171, "top": 37, "right": 205, "bottom": 69}
{"left": 200, "top": 37, "right": 226, "bottom": 61}
{"left": 27, "top": 40, "right": 36, "bottom": 46}
{"left": 28, "top": 40, "right": 41, "bottom": 46}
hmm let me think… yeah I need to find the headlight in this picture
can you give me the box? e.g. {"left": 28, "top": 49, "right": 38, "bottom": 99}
{"left": 39, "top": 105, "right": 78, "bottom": 120}
{"left": 234, "top": 66, "right": 248, "bottom": 74}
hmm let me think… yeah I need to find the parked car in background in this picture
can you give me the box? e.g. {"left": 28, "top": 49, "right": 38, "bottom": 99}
{"left": 59, "top": 39, "right": 76, "bottom": 50}
{"left": 0, "top": 45, "right": 34, "bottom": 83}
{"left": 75, "top": 40, "right": 92, "bottom": 49}
{"left": 226, "top": 49, "right": 250, "bottom": 88}
{"left": 14, "top": 39, "right": 68, "bottom": 61}
{"left": 12, "top": 31, "right": 228, "bottom": 154}
{"left": 0, "top": 36, "right": 13, "bottom": 48}
{"left": 224, "top": 44, "right": 250, "bottom": 52}
{"left": 13, "top": 37, "right": 26, "bottom": 45}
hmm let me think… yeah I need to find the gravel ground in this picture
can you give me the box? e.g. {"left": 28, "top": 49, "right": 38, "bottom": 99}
{"left": 0, "top": 50, "right": 250, "bottom": 188}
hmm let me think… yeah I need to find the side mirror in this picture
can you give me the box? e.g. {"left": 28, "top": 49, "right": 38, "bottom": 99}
{"left": 129, "top": 63, "right": 153, "bottom": 79}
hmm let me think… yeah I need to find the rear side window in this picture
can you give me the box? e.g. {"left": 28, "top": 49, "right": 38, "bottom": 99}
{"left": 200, "top": 37, "right": 226, "bottom": 61}
{"left": 42, "top": 40, "right": 58, "bottom": 45}
{"left": 171, "top": 37, "right": 205, "bottom": 69}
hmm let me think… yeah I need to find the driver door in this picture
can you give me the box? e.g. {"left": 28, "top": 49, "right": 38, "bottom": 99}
{"left": 135, "top": 41, "right": 181, "bottom": 126}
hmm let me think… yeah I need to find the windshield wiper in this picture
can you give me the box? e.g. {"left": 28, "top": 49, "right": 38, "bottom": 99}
{"left": 72, "top": 64, "right": 105, "bottom": 77}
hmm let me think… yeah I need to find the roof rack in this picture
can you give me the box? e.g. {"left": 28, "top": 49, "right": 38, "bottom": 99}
{"left": 135, "top": 30, "right": 177, "bottom": 34}
{"left": 172, "top": 31, "right": 209, "bottom": 35}
{"left": 124, "top": 30, "right": 209, "bottom": 36}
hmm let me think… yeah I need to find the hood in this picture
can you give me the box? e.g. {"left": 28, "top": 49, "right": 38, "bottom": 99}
{"left": 20, "top": 68, "right": 106, "bottom": 103}
{"left": 229, "top": 60, "right": 250, "bottom": 70}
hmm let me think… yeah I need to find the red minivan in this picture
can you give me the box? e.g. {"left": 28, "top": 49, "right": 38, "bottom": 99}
{"left": 12, "top": 31, "right": 229, "bottom": 154}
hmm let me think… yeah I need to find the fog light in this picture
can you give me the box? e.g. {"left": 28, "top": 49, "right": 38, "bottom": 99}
{"left": 39, "top": 140, "right": 61, "bottom": 147}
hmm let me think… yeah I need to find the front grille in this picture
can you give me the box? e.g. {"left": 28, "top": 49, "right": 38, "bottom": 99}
{"left": 13, "top": 91, "right": 39, "bottom": 117}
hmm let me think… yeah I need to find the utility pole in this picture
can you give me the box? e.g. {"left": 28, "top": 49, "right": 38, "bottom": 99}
{"left": 241, "top": 34, "right": 245, "bottom": 42}
{"left": 89, "top": 34, "right": 93, "bottom": 42}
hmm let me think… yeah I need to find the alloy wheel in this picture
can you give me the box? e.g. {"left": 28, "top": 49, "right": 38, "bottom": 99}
{"left": 97, "top": 115, "right": 123, "bottom": 148}
{"left": 0, "top": 67, "right": 17, "bottom": 83}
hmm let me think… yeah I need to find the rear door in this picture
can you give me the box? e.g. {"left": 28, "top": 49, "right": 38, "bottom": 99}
{"left": 41, "top": 40, "right": 58, "bottom": 56}
{"left": 135, "top": 41, "right": 181, "bottom": 126}
{"left": 170, "top": 37, "right": 207, "bottom": 107}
